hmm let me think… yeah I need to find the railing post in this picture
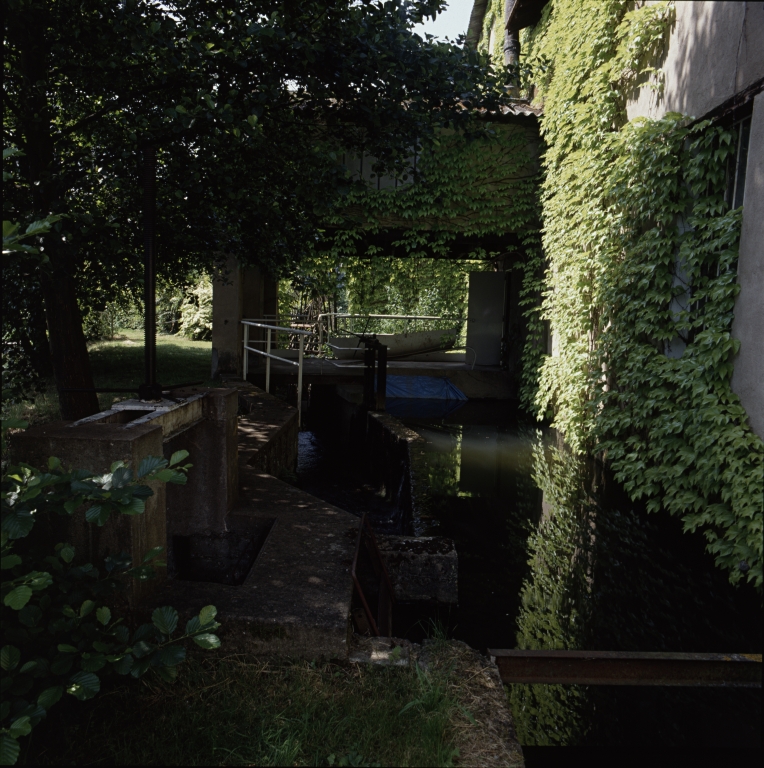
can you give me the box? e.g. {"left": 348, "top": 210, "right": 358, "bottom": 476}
{"left": 297, "top": 334, "right": 305, "bottom": 428}
{"left": 242, "top": 322, "right": 249, "bottom": 380}
{"left": 265, "top": 327, "right": 272, "bottom": 393}
{"left": 376, "top": 343, "right": 387, "bottom": 412}
{"left": 364, "top": 344, "right": 376, "bottom": 410}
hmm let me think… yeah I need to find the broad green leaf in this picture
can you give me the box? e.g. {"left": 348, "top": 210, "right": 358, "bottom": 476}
{"left": 47, "top": 456, "right": 61, "bottom": 470}
{"left": 96, "top": 606, "right": 111, "bottom": 626}
{"left": 120, "top": 496, "right": 145, "bottom": 515}
{"left": 159, "top": 644, "right": 186, "bottom": 666}
{"left": 199, "top": 605, "right": 217, "bottom": 626}
{"left": 0, "top": 555, "right": 21, "bottom": 570}
{"left": 59, "top": 545, "right": 75, "bottom": 563}
{"left": 192, "top": 633, "right": 221, "bottom": 650}
{"left": 151, "top": 606, "right": 178, "bottom": 636}
{"left": 85, "top": 504, "right": 111, "bottom": 526}
{"left": 142, "top": 546, "right": 164, "bottom": 563}
{"left": 0, "top": 646, "right": 21, "bottom": 671}
{"left": 137, "top": 455, "right": 166, "bottom": 478}
{"left": 3, "top": 586, "right": 32, "bottom": 610}
{"left": 110, "top": 654, "right": 134, "bottom": 675}
{"left": 169, "top": 449, "right": 189, "bottom": 467}
{"left": 0, "top": 734, "right": 20, "bottom": 766}
{"left": 185, "top": 615, "right": 201, "bottom": 634}
{"left": 8, "top": 717, "right": 31, "bottom": 739}
{"left": 1, "top": 510, "right": 35, "bottom": 539}
{"left": 57, "top": 644, "right": 78, "bottom": 654}
{"left": 37, "top": 686, "right": 63, "bottom": 710}
{"left": 67, "top": 671, "right": 100, "bottom": 700}
{"left": 79, "top": 600, "right": 95, "bottom": 617}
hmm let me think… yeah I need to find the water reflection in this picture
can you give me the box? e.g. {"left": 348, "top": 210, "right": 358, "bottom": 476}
{"left": 401, "top": 410, "right": 762, "bottom": 748}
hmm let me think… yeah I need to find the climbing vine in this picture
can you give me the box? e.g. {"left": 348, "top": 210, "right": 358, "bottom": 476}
{"left": 515, "top": 0, "right": 763, "bottom": 588}
{"left": 283, "top": 122, "right": 541, "bottom": 325}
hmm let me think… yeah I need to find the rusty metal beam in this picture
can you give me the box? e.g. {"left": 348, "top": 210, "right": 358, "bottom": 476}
{"left": 488, "top": 649, "right": 762, "bottom": 687}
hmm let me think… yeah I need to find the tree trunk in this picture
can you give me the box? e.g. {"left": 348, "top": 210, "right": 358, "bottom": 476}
{"left": 39, "top": 255, "right": 100, "bottom": 420}
{"left": 18, "top": 300, "right": 54, "bottom": 379}
{"left": 13, "top": 3, "right": 100, "bottom": 421}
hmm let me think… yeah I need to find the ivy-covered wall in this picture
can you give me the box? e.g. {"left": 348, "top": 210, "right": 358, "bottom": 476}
{"left": 282, "top": 119, "right": 542, "bottom": 329}
{"left": 511, "top": 0, "right": 763, "bottom": 589}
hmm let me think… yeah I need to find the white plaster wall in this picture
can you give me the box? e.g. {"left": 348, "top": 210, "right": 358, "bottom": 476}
{"left": 731, "top": 93, "right": 764, "bottom": 439}
{"left": 626, "top": 2, "right": 764, "bottom": 439}
{"left": 627, "top": 1, "right": 764, "bottom": 121}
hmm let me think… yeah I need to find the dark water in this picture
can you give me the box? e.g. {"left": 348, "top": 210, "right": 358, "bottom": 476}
{"left": 298, "top": 395, "right": 762, "bottom": 749}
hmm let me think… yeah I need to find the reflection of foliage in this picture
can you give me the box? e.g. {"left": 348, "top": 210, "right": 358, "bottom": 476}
{"left": 512, "top": 436, "right": 762, "bottom": 746}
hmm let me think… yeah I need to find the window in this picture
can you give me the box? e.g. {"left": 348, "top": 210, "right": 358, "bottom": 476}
{"left": 726, "top": 114, "right": 752, "bottom": 210}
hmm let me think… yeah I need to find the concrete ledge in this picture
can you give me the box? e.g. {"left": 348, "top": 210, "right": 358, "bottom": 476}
{"left": 150, "top": 469, "right": 358, "bottom": 659}
{"left": 237, "top": 385, "right": 299, "bottom": 476}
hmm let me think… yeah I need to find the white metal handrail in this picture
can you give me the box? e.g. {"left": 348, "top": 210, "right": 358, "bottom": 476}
{"left": 241, "top": 320, "right": 313, "bottom": 426}
{"left": 316, "top": 313, "right": 444, "bottom": 348}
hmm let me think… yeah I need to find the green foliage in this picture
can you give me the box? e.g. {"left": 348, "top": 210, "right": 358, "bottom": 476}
{"left": 178, "top": 274, "right": 213, "bottom": 341}
{"left": 282, "top": 122, "right": 541, "bottom": 332}
{"left": 0, "top": 439, "right": 220, "bottom": 764}
{"left": 517, "top": 0, "right": 762, "bottom": 587}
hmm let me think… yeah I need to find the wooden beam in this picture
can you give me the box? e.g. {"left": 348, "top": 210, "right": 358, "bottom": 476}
{"left": 488, "top": 649, "right": 763, "bottom": 687}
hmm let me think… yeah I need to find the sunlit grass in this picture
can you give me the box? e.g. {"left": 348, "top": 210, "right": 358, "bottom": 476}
{"left": 2, "top": 329, "right": 214, "bottom": 427}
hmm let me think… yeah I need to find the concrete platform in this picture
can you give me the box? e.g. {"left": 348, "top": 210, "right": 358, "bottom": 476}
{"left": 151, "top": 465, "right": 359, "bottom": 658}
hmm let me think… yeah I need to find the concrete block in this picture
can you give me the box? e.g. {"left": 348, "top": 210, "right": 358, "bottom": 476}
{"left": 377, "top": 534, "right": 458, "bottom": 604}
{"left": 9, "top": 421, "right": 166, "bottom": 606}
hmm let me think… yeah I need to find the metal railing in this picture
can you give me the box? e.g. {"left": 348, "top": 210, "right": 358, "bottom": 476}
{"left": 316, "top": 313, "right": 443, "bottom": 349}
{"left": 241, "top": 320, "right": 313, "bottom": 425}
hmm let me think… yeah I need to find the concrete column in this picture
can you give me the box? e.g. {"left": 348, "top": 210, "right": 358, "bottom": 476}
{"left": 731, "top": 92, "right": 764, "bottom": 440}
{"left": 212, "top": 256, "right": 243, "bottom": 377}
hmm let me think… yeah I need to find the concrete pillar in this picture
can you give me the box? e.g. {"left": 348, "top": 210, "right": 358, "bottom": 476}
{"left": 212, "top": 257, "right": 280, "bottom": 378}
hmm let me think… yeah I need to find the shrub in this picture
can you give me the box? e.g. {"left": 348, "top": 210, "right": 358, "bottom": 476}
{"left": 0, "top": 431, "right": 221, "bottom": 765}
{"left": 178, "top": 275, "right": 213, "bottom": 341}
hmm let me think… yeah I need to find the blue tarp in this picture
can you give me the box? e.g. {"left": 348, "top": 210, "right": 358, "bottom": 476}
{"left": 379, "top": 375, "right": 468, "bottom": 401}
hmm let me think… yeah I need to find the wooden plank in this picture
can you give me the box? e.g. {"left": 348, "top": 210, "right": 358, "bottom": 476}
{"left": 488, "top": 649, "right": 762, "bottom": 687}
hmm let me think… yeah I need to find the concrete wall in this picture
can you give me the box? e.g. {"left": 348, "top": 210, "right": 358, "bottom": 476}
{"left": 626, "top": 1, "right": 764, "bottom": 121}
{"left": 731, "top": 94, "right": 764, "bottom": 438}
{"left": 626, "top": 1, "right": 764, "bottom": 439}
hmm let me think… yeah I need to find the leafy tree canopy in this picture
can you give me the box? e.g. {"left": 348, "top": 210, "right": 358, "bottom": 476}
{"left": 3, "top": 0, "right": 510, "bottom": 417}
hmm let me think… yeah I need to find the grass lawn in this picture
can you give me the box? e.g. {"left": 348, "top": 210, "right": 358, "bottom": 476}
{"left": 28, "top": 655, "right": 470, "bottom": 767}
{"left": 2, "top": 330, "right": 214, "bottom": 426}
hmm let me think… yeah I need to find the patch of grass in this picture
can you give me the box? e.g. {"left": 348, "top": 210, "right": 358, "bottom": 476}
{"left": 28, "top": 656, "right": 463, "bottom": 767}
{"left": 2, "top": 330, "right": 215, "bottom": 428}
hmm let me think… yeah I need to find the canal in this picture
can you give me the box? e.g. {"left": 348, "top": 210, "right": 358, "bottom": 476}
{"left": 296, "top": 392, "right": 762, "bottom": 750}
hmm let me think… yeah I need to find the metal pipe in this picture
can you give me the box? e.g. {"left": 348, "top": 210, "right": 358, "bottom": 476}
{"left": 297, "top": 335, "right": 304, "bottom": 427}
{"left": 143, "top": 144, "right": 157, "bottom": 392}
{"left": 265, "top": 327, "right": 272, "bottom": 393}
{"left": 242, "top": 322, "right": 249, "bottom": 379}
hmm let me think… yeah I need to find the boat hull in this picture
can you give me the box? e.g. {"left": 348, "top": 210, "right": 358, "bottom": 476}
{"left": 327, "top": 328, "right": 458, "bottom": 360}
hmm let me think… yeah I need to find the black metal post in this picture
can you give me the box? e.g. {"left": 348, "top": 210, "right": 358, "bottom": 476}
{"left": 376, "top": 343, "right": 387, "bottom": 411}
{"left": 140, "top": 145, "right": 161, "bottom": 401}
{"left": 364, "top": 345, "right": 376, "bottom": 409}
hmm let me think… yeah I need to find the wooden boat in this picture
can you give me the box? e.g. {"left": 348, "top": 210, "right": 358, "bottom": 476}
{"left": 327, "top": 327, "right": 458, "bottom": 360}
